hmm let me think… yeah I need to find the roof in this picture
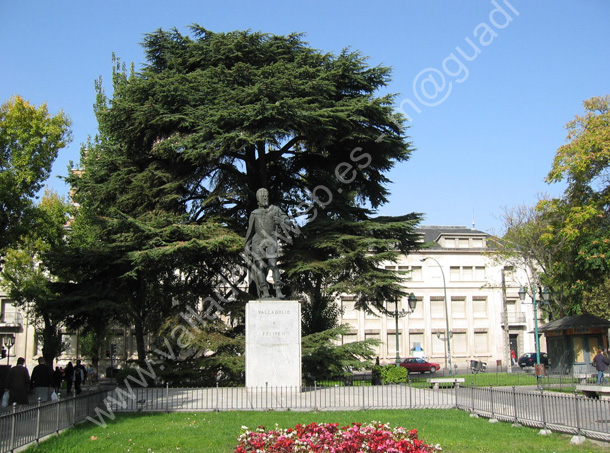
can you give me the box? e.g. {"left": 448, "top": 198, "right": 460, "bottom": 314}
{"left": 417, "top": 225, "right": 488, "bottom": 245}
{"left": 538, "top": 314, "right": 610, "bottom": 332}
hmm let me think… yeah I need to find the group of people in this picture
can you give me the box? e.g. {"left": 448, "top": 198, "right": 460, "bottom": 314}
{"left": 3, "top": 357, "right": 94, "bottom": 407}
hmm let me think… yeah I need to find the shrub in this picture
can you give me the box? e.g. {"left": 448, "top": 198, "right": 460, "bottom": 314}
{"left": 380, "top": 364, "right": 408, "bottom": 384}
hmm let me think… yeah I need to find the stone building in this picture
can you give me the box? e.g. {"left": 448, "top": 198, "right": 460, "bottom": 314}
{"left": 339, "top": 225, "right": 544, "bottom": 371}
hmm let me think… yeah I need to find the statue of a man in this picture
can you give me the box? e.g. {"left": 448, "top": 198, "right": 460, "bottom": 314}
{"left": 244, "top": 188, "right": 296, "bottom": 299}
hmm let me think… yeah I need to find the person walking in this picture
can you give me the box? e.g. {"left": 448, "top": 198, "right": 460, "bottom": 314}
{"left": 30, "top": 357, "right": 54, "bottom": 402}
{"left": 4, "top": 357, "right": 30, "bottom": 406}
{"left": 74, "top": 360, "right": 87, "bottom": 394}
{"left": 593, "top": 347, "right": 609, "bottom": 384}
{"left": 52, "top": 367, "right": 63, "bottom": 394}
{"left": 64, "top": 362, "right": 74, "bottom": 395}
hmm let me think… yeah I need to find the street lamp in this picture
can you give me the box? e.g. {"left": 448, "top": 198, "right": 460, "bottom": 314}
{"left": 518, "top": 286, "right": 550, "bottom": 366}
{"left": 394, "top": 293, "right": 417, "bottom": 366}
{"left": 3, "top": 334, "right": 15, "bottom": 366}
{"left": 421, "top": 257, "right": 452, "bottom": 376}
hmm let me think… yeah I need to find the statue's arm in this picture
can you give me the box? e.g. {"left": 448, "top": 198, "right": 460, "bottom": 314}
{"left": 245, "top": 213, "right": 255, "bottom": 246}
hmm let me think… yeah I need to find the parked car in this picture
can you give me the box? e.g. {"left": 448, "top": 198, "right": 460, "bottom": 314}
{"left": 400, "top": 357, "right": 441, "bottom": 373}
{"left": 518, "top": 352, "right": 549, "bottom": 368}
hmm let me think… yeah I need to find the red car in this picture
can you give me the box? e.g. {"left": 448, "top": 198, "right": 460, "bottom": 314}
{"left": 400, "top": 357, "right": 440, "bottom": 374}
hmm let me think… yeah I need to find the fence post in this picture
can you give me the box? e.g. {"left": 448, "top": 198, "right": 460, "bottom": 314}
{"left": 314, "top": 381, "right": 317, "bottom": 411}
{"left": 55, "top": 394, "right": 61, "bottom": 436}
{"left": 409, "top": 380, "right": 412, "bottom": 409}
{"left": 361, "top": 378, "right": 365, "bottom": 409}
{"left": 470, "top": 383, "right": 474, "bottom": 413}
{"left": 72, "top": 393, "right": 77, "bottom": 426}
{"left": 166, "top": 383, "right": 170, "bottom": 412}
{"left": 540, "top": 388, "right": 547, "bottom": 429}
{"left": 36, "top": 397, "right": 42, "bottom": 444}
{"left": 454, "top": 381, "right": 458, "bottom": 409}
{"left": 574, "top": 390, "right": 581, "bottom": 435}
{"left": 489, "top": 384, "right": 494, "bottom": 419}
{"left": 512, "top": 386, "right": 518, "bottom": 424}
{"left": 9, "top": 403, "right": 17, "bottom": 452}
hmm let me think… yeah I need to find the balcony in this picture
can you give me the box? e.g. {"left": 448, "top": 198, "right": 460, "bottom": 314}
{"left": 0, "top": 311, "right": 23, "bottom": 327}
{"left": 501, "top": 312, "right": 526, "bottom": 325}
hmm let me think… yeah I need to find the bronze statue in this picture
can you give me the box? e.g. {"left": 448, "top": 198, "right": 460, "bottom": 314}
{"left": 244, "top": 188, "right": 297, "bottom": 299}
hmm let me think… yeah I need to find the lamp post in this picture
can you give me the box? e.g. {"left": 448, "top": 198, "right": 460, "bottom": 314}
{"left": 518, "top": 286, "right": 550, "bottom": 366}
{"left": 3, "top": 334, "right": 15, "bottom": 366}
{"left": 394, "top": 293, "right": 417, "bottom": 366}
{"left": 421, "top": 257, "right": 452, "bottom": 376}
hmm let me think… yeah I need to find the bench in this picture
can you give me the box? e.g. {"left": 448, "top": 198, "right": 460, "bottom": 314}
{"left": 427, "top": 378, "right": 465, "bottom": 389}
{"left": 576, "top": 384, "right": 610, "bottom": 399}
{"left": 574, "top": 374, "right": 596, "bottom": 385}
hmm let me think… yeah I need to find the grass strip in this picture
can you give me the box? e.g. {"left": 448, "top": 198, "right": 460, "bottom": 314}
{"left": 24, "top": 408, "right": 608, "bottom": 452}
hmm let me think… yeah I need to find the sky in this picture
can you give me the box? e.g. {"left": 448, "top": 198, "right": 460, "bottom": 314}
{"left": 1, "top": 1, "right": 609, "bottom": 235}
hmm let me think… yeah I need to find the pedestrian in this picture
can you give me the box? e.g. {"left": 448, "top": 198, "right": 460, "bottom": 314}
{"left": 30, "top": 357, "right": 54, "bottom": 402}
{"left": 86, "top": 364, "right": 96, "bottom": 384}
{"left": 74, "top": 360, "right": 87, "bottom": 394}
{"left": 4, "top": 357, "right": 30, "bottom": 406}
{"left": 52, "top": 367, "right": 63, "bottom": 394}
{"left": 592, "top": 347, "right": 609, "bottom": 384}
{"left": 510, "top": 349, "right": 516, "bottom": 366}
{"left": 64, "top": 362, "right": 74, "bottom": 395}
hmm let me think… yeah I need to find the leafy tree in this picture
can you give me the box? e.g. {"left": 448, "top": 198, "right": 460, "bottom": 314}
{"left": 66, "top": 26, "right": 421, "bottom": 363}
{"left": 540, "top": 95, "right": 610, "bottom": 317}
{"left": 0, "top": 96, "right": 71, "bottom": 253}
{"left": 0, "top": 190, "right": 73, "bottom": 366}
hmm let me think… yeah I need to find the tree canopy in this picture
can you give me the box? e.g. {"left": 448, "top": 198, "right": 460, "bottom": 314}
{"left": 0, "top": 96, "right": 71, "bottom": 253}
{"left": 531, "top": 95, "right": 610, "bottom": 318}
{"left": 64, "top": 26, "right": 422, "bottom": 363}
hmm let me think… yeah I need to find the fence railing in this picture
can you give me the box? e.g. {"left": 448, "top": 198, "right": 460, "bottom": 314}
{"left": 2, "top": 382, "right": 610, "bottom": 451}
{"left": 0, "top": 388, "right": 109, "bottom": 453}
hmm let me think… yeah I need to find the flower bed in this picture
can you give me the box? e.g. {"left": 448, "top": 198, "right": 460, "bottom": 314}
{"left": 235, "top": 421, "right": 442, "bottom": 452}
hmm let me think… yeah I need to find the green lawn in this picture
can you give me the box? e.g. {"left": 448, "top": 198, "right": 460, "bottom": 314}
{"left": 25, "top": 409, "right": 609, "bottom": 452}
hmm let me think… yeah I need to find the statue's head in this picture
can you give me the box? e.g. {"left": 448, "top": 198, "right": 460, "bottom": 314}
{"left": 256, "top": 188, "right": 269, "bottom": 207}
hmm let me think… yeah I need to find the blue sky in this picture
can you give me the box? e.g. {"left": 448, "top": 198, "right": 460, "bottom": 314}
{"left": 1, "top": 1, "right": 609, "bottom": 234}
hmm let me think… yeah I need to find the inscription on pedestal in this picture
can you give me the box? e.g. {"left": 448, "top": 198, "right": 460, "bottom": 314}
{"left": 246, "top": 300, "right": 301, "bottom": 388}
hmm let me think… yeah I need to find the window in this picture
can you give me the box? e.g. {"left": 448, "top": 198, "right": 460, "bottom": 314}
{"left": 453, "top": 333, "right": 467, "bottom": 354}
{"left": 365, "top": 332, "right": 381, "bottom": 355}
{"left": 473, "top": 297, "right": 487, "bottom": 318}
{"left": 474, "top": 266, "right": 486, "bottom": 280}
{"left": 342, "top": 333, "right": 357, "bottom": 344}
{"left": 430, "top": 298, "right": 445, "bottom": 318}
{"left": 342, "top": 300, "right": 356, "bottom": 319}
{"left": 399, "top": 265, "right": 422, "bottom": 281}
{"left": 472, "top": 238, "right": 484, "bottom": 248}
{"left": 445, "top": 238, "right": 456, "bottom": 248}
{"left": 474, "top": 332, "right": 488, "bottom": 354}
{"left": 458, "top": 238, "right": 469, "bottom": 248}
{"left": 451, "top": 297, "right": 466, "bottom": 318}
{"left": 462, "top": 266, "right": 473, "bottom": 281}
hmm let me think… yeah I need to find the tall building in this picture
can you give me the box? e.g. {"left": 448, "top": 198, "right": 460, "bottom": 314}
{"left": 339, "top": 225, "right": 544, "bottom": 370}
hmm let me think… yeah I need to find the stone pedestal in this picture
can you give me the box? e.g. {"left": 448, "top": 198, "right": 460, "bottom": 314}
{"left": 245, "top": 300, "right": 301, "bottom": 388}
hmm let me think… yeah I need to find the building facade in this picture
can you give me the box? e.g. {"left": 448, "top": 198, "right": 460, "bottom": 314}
{"left": 339, "top": 225, "right": 545, "bottom": 370}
